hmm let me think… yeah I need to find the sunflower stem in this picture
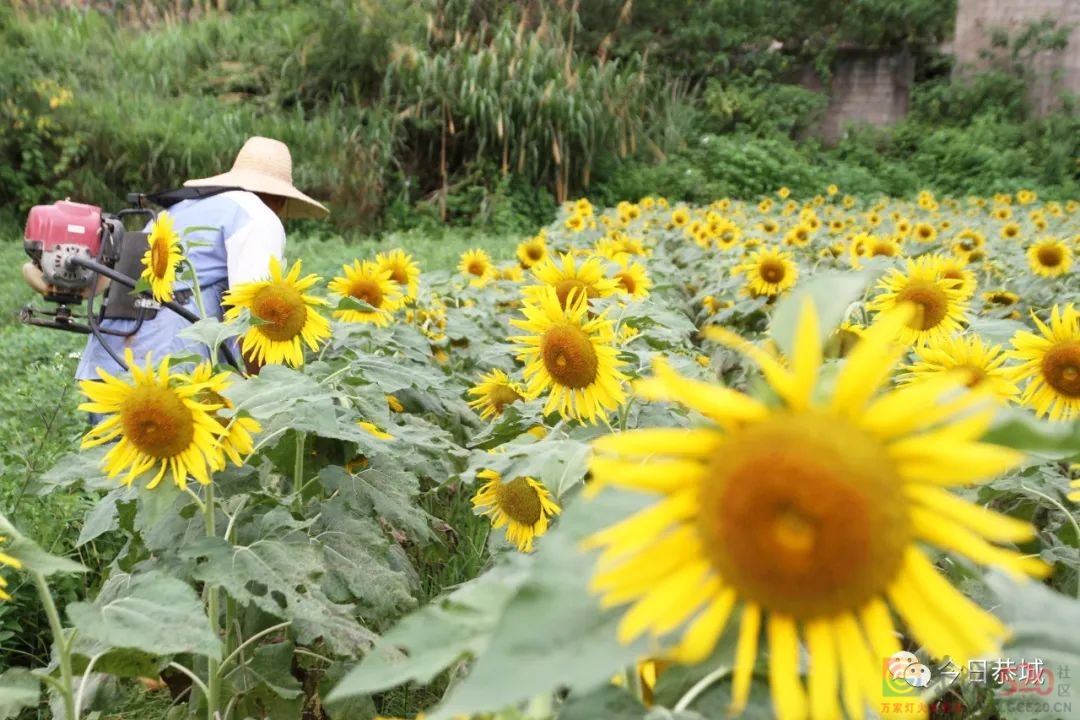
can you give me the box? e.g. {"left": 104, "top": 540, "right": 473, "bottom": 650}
{"left": 673, "top": 664, "right": 731, "bottom": 712}
{"left": 203, "top": 483, "right": 221, "bottom": 720}
{"left": 1020, "top": 483, "right": 1080, "bottom": 599}
{"left": 623, "top": 663, "right": 645, "bottom": 705}
{"left": 181, "top": 258, "right": 209, "bottom": 321}
{"left": 33, "top": 571, "right": 76, "bottom": 720}
{"left": 293, "top": 432, "right": 306, "bottom": 505}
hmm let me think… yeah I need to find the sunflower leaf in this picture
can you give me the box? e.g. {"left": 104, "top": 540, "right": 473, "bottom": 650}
{"left": 425, "top": 489, "right": 653, "bottom": 720}
{"left": 768, "top": 267, "right": 880, "bottom": 358}
{"left": 0, "top": 668, "right": 39, "bottom": 720}
{"left": 986, "top": 570, "right": 1080, "bottom": 720}
{"left": 326, "top": 554, "right": 531, "bottom": 700}
{"left": 982, "top": 410, "right": 1080, "bottom": 462}
{"left": 66, "top": 570, "right": 221, "bottom": 659}
{"left": 182, "top": 536, "right": 376, "bottom": 657}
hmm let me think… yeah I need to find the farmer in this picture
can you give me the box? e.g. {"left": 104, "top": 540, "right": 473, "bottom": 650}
{"left": 74, "top": 136, "right": 329, "bottom": 380}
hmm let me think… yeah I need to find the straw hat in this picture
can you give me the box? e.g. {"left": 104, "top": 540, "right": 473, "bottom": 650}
{"left": 184, "top": 136, "right": 329, "bottom": 219}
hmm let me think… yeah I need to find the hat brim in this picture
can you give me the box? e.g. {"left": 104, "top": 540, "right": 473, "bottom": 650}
{"left": 184, "top": 169, "right": 330, "bottom": 220}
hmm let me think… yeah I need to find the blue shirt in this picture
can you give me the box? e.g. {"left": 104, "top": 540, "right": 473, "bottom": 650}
{"left": 76, "top": 190, "right": 285, "bottom": 380}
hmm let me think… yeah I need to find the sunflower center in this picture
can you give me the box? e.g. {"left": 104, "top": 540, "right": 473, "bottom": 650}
{"left": 698, "top": 411, "right": 909, "bottom": 619}
{"left": 871, "top": 243, "right": 896, "bottom": 257}
{"left": 150, "top": 240, "right": 170, "bottom": 279}
{"left": 1041, "top": 342, "right": 1080, "bottom": 397}
{"left": 467, "top": 260, "right": 487, "bottom": 276}
{"left": 615, "top": 271, "right": 637, "bottom": 294}
{"left": 1037, "top": 245, "right": 1064, "bottom": 267}
{"left": 959, "top": 364, "right": 989, "bottom": 389}
{"left": 120, "top": 384, "right": 196, "bottom": 459}
{"left": 389, "top": 266, "right": 408, "bottom": 285}
{"left": 495, "top": 476, "right": 543, "bottom": 526}
{"left": 527, "top": 246, "right": 544, "bottom": 261}
{"left": 895, "top": 280, "right": 949, "bottom": 331}
{"left": 490, "top": 384, "right": 523, "bottom": 413}
{"left": 251, "top": 285, "right": 309, "bottom": 341}
{"left": 349, "top": 278, "right": 385, "bottom": 309}
{"left": 541, "top": 323, "right": 599, "bottom": 389}
{"left": 554, "top": 279, "right": 593, "bottom": 308}
{"left": 759, "top": 261, "right": 786, "bottom": 284}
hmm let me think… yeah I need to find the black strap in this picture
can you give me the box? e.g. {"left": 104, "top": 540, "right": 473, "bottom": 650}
{"left": 139, "top": 185, "right": 246, "bottom": 209}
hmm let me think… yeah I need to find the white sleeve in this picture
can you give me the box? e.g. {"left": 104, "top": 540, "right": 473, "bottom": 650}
{"left": 224, "top": 216, "right": 286, "bottom": 286}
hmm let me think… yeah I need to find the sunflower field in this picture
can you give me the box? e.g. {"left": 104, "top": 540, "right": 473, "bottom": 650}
{"left": 3, "top": 187, "right": 1080, "bottom": 720}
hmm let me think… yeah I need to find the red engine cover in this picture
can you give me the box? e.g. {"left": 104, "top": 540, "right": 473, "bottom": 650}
{"left": 24, "top": 200, "right": 103, "bottom": 255}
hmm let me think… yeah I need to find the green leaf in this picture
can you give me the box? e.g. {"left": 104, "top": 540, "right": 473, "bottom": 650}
{"left": 326, "top": 555, "right": 531, "bottom": 700}
{"left": 66, "top": 570, "right": 222, "bottom": 659}
{"left": 429, "top": 489, "right": 653, "bottom": 719}
{"left": 182, "top": 536, "right": 376, "bottom": 657}
{"left": 982, "top": 411, "right": 1080, "bottom": 462}
{"left": 175, "top": 317, "right": 244, "bottom": 355}
{"left": 985, "top": 571, "right": 1080, "bottom": 720}
{"left": 76, "top": 486, "right": 134, "bottom": 547}
{"left": 768, "top": 266, "right": 880, "bottom": 359}
{"left": 558, "top": 684, "right": 646, "bottom": 720}
{"left": 314, "top": 497, "right": 420, "bottom": 618}
{"left": 335, "top": 296, "right": 378, "bottom": 314}
{"left": 347, "top": 354, "right": 447, "bottom": 393}
{"left": 0, "top": 513, "right": 87, "bottom": 577}
{"left": 70, "top": 646, "right": 164, "bottom": 679}
{"left": 320, "top": 465, "right": 434, "bottom": 543}
{"left": 0, "top": 668, "right": 39, "bottom": 720}
{"left": 224, "top": 641, "right": 303, "bottom": 700}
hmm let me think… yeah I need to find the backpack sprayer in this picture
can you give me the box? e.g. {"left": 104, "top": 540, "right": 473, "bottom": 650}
{"left": 20, "top": 188, "right": 241, "bottom": 371}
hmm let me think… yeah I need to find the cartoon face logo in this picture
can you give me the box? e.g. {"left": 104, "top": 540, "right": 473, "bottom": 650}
{"left": 883, "top": 651, "right": 931, "bottom": 696}
{"left": 903, "top": 662, "right": 932, "bottom": 688}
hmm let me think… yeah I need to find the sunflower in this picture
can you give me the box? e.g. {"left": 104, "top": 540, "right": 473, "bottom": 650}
{"left": 733, "top": 246, "right": 799, "bottom": 299}
{"left": 1009, "top": 303, "right": 1080, "bottom": 421}
{"left": 223, "top": 257, "right": 331, "bottom": 368}
{"left": 375, "top": 249, "right": 421, "bottom": 299}
{"left": 583, "top": 300, "right": 1047, "bottom": 720}
{"left": 523, "top": 252, "right": 620, "bottom": 310}
{"left": 174, "top": 361, "right": 262, "bottom": 466}
{"left": 467, "top": 368, "right": 525, "bottom": 420}
{"left": 951, "top": 229, "right": 985, "bottom": 257}
{"left": 1027, "top": 237, "right": 1072, "bottom": 278}
{"left": 912, "top": 222, "right": 937, "bottom": 243}
{"left": 850, "top": 234, "right": 901, "bottom": 268}
{"left": 79, "top": 350, "right": 229, "bottom": 489}
{"left": 1000, "top": 222, "right": 1022, "bottom": 240}
{"left": 983, "top": 290, "right": 1020, "bottom": 308}
{"left": 458, "top": 248, "right": 494, "bottom": 282}
{"left": 938, "top": 256, "right": 978, "bottom": 299}
{"left": 509, "top": 285, "right": 628, "bottom": 424}
{"left": 867, "top": 255, "right": 969, "bottom": 345}
{"left": 328, "top": 259, "right": 405, "bottom": 326}
{"left": 140, "top": 210, "right": 183, "bottom": 303}
{"left": 611, "top": 259, "right": 652, "bottom": 300}
{"left": 0, "top": 537, "right": 23, "bottom": 601}
{"left": 516, "top": 234, "right": 548, "bottom": 269}
{"left": 670, "top": 208, "right": 690, "bottom": 228}
{"left": 712, "top": 220, "right": 742, "bottom": 250}
{"left": 472, "top": 469, "right": 560, "bottom": 552}
{"left": 899, "top": 333, "right": 1019, "bottom": 404}
{"left": 782, "top": 224, "right": 812, "bottom": 248}
{"left": 565, "top": 213, "right": 587, "bottom": 233}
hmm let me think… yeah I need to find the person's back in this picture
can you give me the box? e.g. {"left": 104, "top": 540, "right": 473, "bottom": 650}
{"left": 75, "top": 189, "right": 287, "bottom": 380}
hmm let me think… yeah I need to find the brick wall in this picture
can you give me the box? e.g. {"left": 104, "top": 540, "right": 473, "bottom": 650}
{"left": 801, "top": 49, "right": 914, "bottom": 144}
{"left": 953, "top": 0, "right": 1080, "bottom": 114}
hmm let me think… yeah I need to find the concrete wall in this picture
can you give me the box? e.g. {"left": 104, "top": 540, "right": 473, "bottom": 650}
{"left": 953, "top": 0, "right": 1080, "bottom": 115}
{"left": 800, "top": 49, "right": 914, "bottom": 144}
